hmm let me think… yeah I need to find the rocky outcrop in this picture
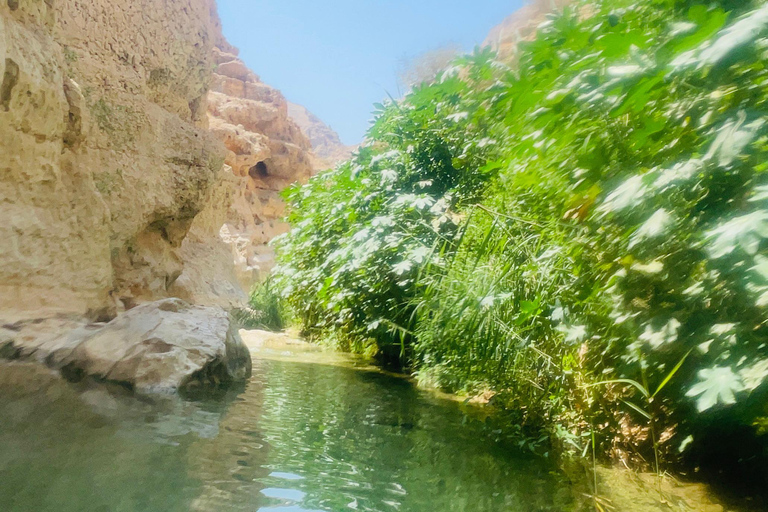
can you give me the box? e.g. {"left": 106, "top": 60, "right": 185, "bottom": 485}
{"left": 0, "top": 0, "right": 319, "bottom": 390}
{"left": 167, "top": 162, "right": 249, "bottom": 308}
{"left": 287, "top": 102, "right": 356, "bottom": 170}
{"left": 1, "top": 298, "right": 251, "bottom": 392}
{"left": 0, "top": 0, "right": 224, "bottom": 323}
{"left": 483, "top": 0, "right": 573, "bottom": 61}
{"left": 202, "top": 43, "right": 314, "bottom": 287}
{"left": 0, "top": 1, "right": 263, "bottom": 392}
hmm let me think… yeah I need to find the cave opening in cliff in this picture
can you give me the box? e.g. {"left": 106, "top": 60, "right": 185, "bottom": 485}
{"left": 249, "top": 161, "right": 269, "bottom": 179}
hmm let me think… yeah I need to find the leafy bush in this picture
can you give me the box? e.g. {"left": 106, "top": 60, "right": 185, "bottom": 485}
{"left": 274, "top": 0, "right": 768, "bottom": 475}
{"left": 233, "top": 279, "right": 288, "bottom": 331}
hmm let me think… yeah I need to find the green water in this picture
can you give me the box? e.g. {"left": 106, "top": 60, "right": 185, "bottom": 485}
{"left": 0, "top": 355, "right": 573, "bottom": 512}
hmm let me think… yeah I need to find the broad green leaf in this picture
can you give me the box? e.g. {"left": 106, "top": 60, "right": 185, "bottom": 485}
{"left": 631, "top": 260, "right": 665, "bottom": 274}
{"left": 739, "top": 359, "right": 768, "bottom": 391}
{"left": 698, "top": 4, "right": 768, "bottom": 66}
{"left": 392, "top": 260, "right": 413, "bottom": 276}
{"left": 752, "top": 254, "right": 768, "bottom": 280}
{"left": 671, "top": 7, "right": 728, "bottom": 53}
{"left": 750, "top": 185, "right": 768, "bottom": 203}
{"left": 686, "top": 366, "right": 744, "bottom": 412}
{"left": 639, "top": 318, "right": 680, "bottom": 349}
{"left": 705, "top": 211, "right": 768, "bottom": 258}
{"left": 629, "top": 208, "right": 673, "bottom": 248}
{"left": 704, "top": 111, "right": 765, "bottom": 167}
{"left": 520, "top": 299, "right": 540, "bottom": 315}
{"left": 600, "top": 175, "right": 647, "bottom": 212}
{"left": 559, "top": 324, "right": 587, "bottom": 344}
{"left": 740, "top": 359, "right": 768, "bottom": 391}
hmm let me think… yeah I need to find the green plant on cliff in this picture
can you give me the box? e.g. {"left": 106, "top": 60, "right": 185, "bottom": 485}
{"left": 274, "top": 0, "right": 768, "bottom": 477}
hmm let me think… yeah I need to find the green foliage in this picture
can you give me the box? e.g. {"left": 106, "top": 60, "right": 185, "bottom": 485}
{"left": 233, "top": 279, "right": 288, "bottom": 331}
{"left": 63, "top": 46, "right": 79, "bottom": 64}
{"left": 275, "top": 0, "right": 768, "bottom": 469}
{"left": 93, "top": 168, "right": 124, "bottom": 196}
{"left": 273, "top": 52, "right": 499, "bottom": 354}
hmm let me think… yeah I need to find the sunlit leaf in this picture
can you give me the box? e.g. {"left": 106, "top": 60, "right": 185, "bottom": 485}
{"left": 600, "top": 175, "right": 648, "bottom": 212}
{"left": 705, "top": 211, "right": 768, "bottom": 258}
{"left": 704, "top": 111, "right": 765, "bottom": 167}
{"left": 629, "top": 208, "right": 674, "bottom": 248}
{"left": 740, "top": 359, "right": 768, "bottom": 391}
{"left": 631, "top": 260, "right": 664, "bottom": 274}
{"left": 558, "top": 324, "right": 587, "bottom": 344}
{"left": 750, "top": 185, "right": 768, "bottom": 203}
{"left": 392, "top": 260, "right": 413, "bottom": 276}
{"left": 698, "top": 4, "right": 768, "bottom": 66}
{"left": 639, "top": 318, "right": 680, "bottom": 349}
{"left": 686, "top": 366, "right": 744, "bottom": 412}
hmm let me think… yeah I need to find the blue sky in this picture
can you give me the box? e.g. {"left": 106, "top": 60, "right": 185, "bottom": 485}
{"left": 217, "top": 1, "right": 524, "bottom": 145}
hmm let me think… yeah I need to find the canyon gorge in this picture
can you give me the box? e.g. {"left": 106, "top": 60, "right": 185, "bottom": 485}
{"left": 0, "top": 0, "right": 349, "bottom": 389}
{"left": 0, "top": 0, "right": 573, "bottom": 392}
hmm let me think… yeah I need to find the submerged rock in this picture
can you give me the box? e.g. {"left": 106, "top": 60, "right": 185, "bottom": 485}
{"left": 1, "top": 299, "right": 252, "bottom": 394}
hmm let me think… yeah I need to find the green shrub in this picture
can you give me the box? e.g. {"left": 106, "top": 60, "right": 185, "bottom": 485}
{"left": 274, "top": 0, "right": 768, "bottom": 473}
{"left": 233, "top": 279, "right": 288, "bottom": 331}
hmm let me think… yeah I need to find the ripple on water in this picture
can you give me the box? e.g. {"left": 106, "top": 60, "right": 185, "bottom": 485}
{"left": 260, "top": 487, "right": 307, "bottom": 501}
{"left": 257, "top": 506, "right": 324, "bottom": 512}
{"left": 270, "top": 472, "right": 305, "bottom": 481}
{"left": 0, "top": 358, "right": 574, "bottom": 512}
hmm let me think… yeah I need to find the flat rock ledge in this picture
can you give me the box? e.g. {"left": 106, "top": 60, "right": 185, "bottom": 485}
{"left": 0, "top": 299, "right": 252, "bottom": 394}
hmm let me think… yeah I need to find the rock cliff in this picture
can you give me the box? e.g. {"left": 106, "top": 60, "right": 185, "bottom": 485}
{"left": 483, "top": 0, "right": 573, "bottom": 61}
{"left": 1, "top": 1, "right": 318, "bottom": 319}
{"left": 1, "top": 0, "right": 224, "bottom": 322}
{"left": 0, "top": 0, "right": 314, "bottom": 389}
{"left": 198, "top": 41, "right": 314, "bottom": 289}
{"left": 287, "top": 102, "right": 355, "bottom": 170}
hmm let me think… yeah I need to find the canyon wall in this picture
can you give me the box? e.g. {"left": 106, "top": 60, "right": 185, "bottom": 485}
{"left": 196, "top": 41, "right": 313, "bottom": 291}
{"left": 287, "top": 102, "right": 355, "bottom": 170}
{"left": 484, "top": 0, "right": 573, "bottom": 61}
{"left": 0, "top": 0, "right": 316, "bottom": 323}
{"left": 0, "top": 0, "right": 227, "bottom": 323}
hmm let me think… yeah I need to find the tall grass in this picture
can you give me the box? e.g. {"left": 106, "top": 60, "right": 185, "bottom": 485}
{"left": 408, "top": 205, "right": 598, "bottom": 431}
{"left": 274, "top": 0, "right": 768, "bottom": 482}
{"left": 232, "top": 278, "right": 288, "bottom": 331}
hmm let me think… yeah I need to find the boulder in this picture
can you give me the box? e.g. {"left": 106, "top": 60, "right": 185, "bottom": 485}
{"left": 56, "top": 299, "right": 252, "bottom": 393}
{"left": 1, "top": 299, "right": 252, "bottom": 394}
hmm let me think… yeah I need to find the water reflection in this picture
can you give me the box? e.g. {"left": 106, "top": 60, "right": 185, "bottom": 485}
{"left": 0, "top": 357, "right": 572, "bottom": 511}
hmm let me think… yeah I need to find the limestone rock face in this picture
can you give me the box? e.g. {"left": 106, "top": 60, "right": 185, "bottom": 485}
{"left": 0, "top": 0, "right": 224, "bottom": 322}
{"left": 205, "top": 43, "right": 314, "bottom": 286}
{"left": 483, "top": 0, "right": 573, "bottom": 61}
{"left": 167, "top": 162, "right": 249, "bottom": 309}
{"left": 1, "top": 0, "right": 324, "bottom": 387}
{"left": 61, "top": 298, "right": 252, "bottom": 392}
{"left": 287, "top": 102, "right": 356, "bottom": 170}
{"left": 1, "top": 299, "right": 252, "bottom": 393}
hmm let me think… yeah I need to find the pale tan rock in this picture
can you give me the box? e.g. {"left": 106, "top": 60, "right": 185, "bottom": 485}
{"left": 216, "top": 59, "right": 251, "bottom": 81}
{"left": 1, "top": 299, "right": 252, "bottom": 393}
{"left": 212, "top": 73, "right": 246, "bottom": 98}
{"left": 0, "top": 0, "right": 324, "bottom": 338}
{"left": 168, "top": 164, "right": 249, "bottom": 308}
{"left": 288, "top": 101, "right": 357, "bottom": 170}
{"left": 0, "top": 0, "right": 225, "bottom": 322}
{"left": 58, "top": 298, "right": 251, "bottom": 392}
{"left": 483, "top": 0, "right": 574, "bottom": 61}
{"left": 204, "top": 39, "right": 314, "bottom": 284}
